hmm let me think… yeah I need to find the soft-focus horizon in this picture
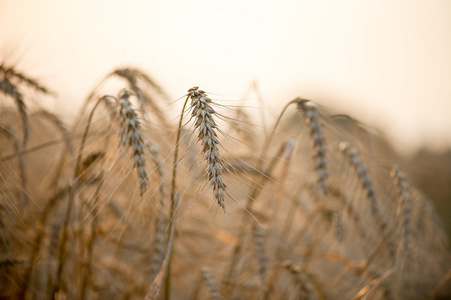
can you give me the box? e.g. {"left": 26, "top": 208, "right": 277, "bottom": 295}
{"left": 1, "top": 0, "right": 450, "bottom": 155}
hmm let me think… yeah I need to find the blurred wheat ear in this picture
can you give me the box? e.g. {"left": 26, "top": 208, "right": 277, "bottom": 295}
{"left": 0, "top": 64, "right": 49, "bottom": 147}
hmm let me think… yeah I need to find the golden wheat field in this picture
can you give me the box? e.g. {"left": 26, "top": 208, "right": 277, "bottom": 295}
{"left": 1, "top": 64, "right": 450, "bottom": 300}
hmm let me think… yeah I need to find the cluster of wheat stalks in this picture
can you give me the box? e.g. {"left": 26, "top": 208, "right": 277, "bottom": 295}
{"left": 1, "top": 64, "right": 450, "bottom": 300}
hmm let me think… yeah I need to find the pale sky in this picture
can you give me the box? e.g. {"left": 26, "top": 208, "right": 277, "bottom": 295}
{"left": 1, "top": 0, "right": 450, "bottom": 154}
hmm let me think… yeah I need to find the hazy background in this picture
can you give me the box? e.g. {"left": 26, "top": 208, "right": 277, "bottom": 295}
{"left": 1, "top": 0, "right": 450, "bottom": 155}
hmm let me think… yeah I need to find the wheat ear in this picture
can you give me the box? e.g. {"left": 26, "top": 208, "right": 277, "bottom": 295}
{"left": 296, "top": 99, "right": 328, "bottom": 195}
{"left": 148, "top": 146, "right": 169, "bottom": 278}
{"left": 390, "top": 166, "right": 411, "bottom": 250}
{"left": 187, "top": 86, "right": 227, "bottom": 211}
{"left": 253, "top": 224, "right": 268, "bottom": 283}
{"left": 224, "top": 101, "right": 298, "bottom": 296}
{"left": 145, "top": 194, "right": 179, "bottom": 300}
{"left": 339, "top": 142, "right": 379, "bottom": 214}
{"left": 201, "top": 268, "right": 221, "bottom": 300}
{"left": 0, "top": 75, "right": 28, "bottom": 146}
{"left": 0, "top": 64, "right": 49, "bottom": 94}
{"left": 112, "top": 68, "right": 169, "bottom": 126}
{"left": 0, "top": 65, "right": 49, "bottom": 146}
{"left": 118, "top": 89, "right": 148, "bottom": 196}
{"left": 283, "top": 261, "right": 323, "bottom": 300}
{"left": 75, "top": 90, "right": 148, "bottom": 198}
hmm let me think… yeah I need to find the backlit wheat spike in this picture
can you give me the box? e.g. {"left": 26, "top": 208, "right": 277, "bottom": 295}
{"left": 151, "top": 216, "right": 168, "bottom": 278}
{"left": 112, "top": 67, "right": 170, "bottom": 127}
{"left": 339, "top": 142, "right": 379, "bottom": 216}
{"left": 118, "top": 89, "right": 148, "bottom": 196}
{"left": 252, "top": 224, "right": 268, "bottom": 283}
{"left": 48, "top": 221, "right": 60, "bottom": 259}
{"left": 202, "top": 268, "right": 220, "bottom": 300}
{"left": 0, "top": 64, "right": 49, "bottom": 94}
{"left": 112, "top": 67, "right": 168, "bottom": 100}
{"left": 296, "top": 99, "right": 328, "bottom": 195}
{"left": 187, "top": 86, "right": 227, "bottom": 211}
{"left": 284, "top": 261, "right": 321, "bottom": 300}
{"left": 149, "top": 146, "right": 169, "bottom": 278}
{"left": 332, "top": 211, "right": 344, "bottom": 242}
{"left": 390, "top": 166, "right": 411, "bottom": 250}
{"left": 0, "top": 75, "right": 28, "bottom": 146}
{"left": 1, "top": 65, "right": 49, "bottom": 146}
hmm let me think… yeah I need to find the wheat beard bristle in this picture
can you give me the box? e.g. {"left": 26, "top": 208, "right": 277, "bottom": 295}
{"left": 118, "top": 89, "right": 148, "bottom": 196}
{"left": 187, "top": 87, "right": 226, "bottom": 211}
